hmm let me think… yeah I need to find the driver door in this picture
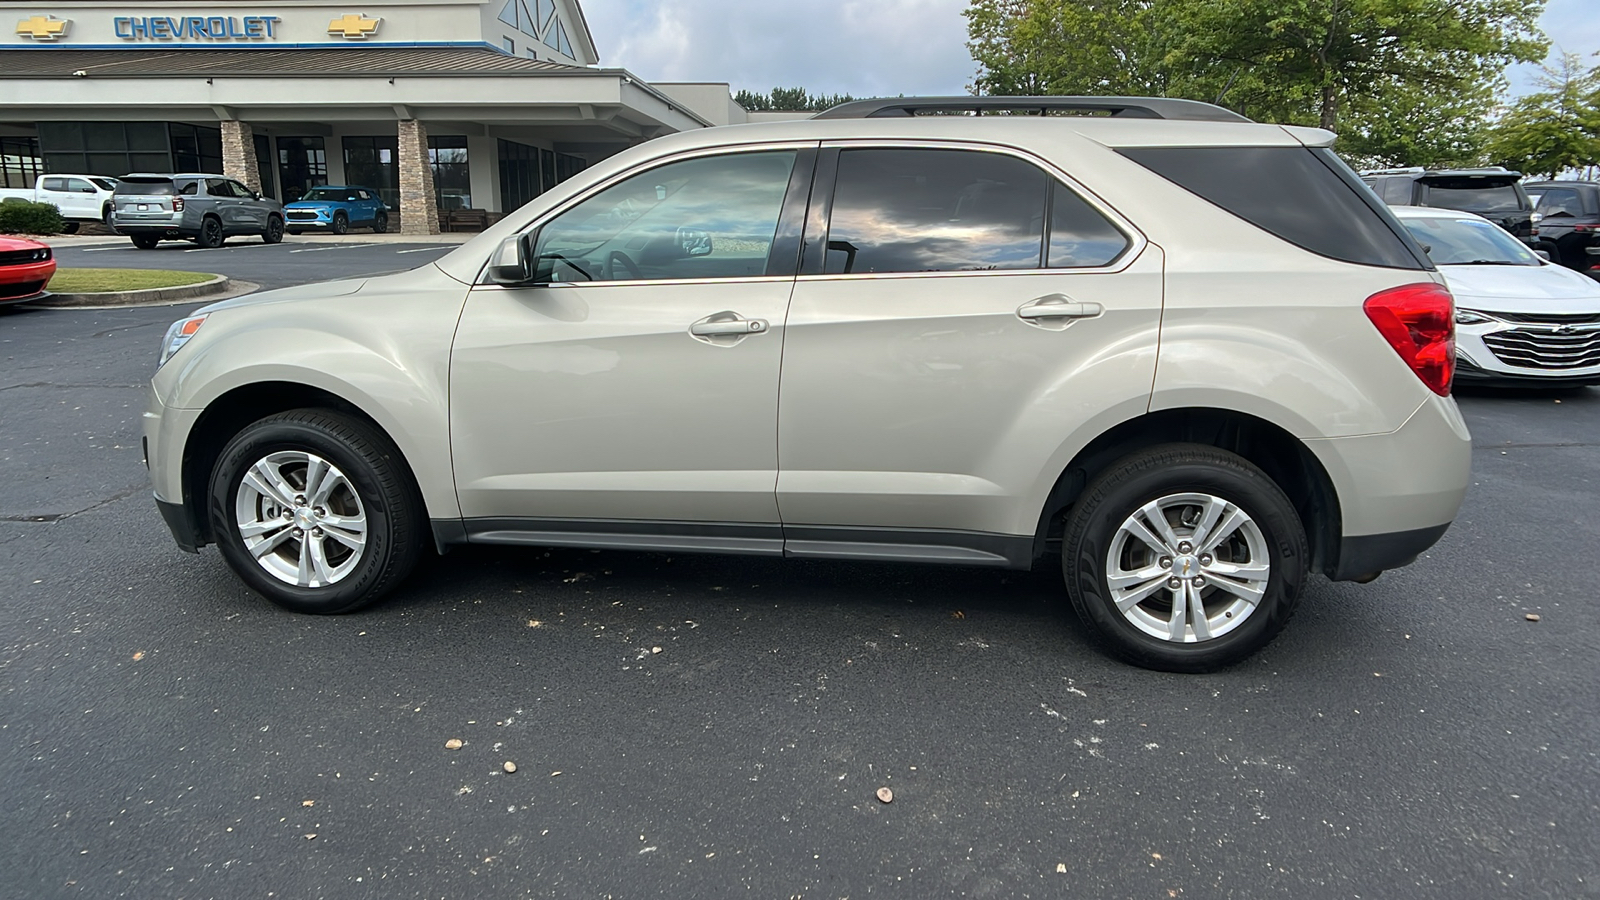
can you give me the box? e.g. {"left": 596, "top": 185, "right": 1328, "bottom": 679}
{"left": 449, "top": 145, "right": 816, "bottom": 546}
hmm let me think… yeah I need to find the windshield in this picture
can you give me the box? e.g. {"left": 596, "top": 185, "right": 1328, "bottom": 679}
{"left": 90, "top": 177, "right": 119, "bottom": 191}
{"left": 1423, "top": 179, "right": 1523, "bottom": 212}
{"left": 1400, "top": 216, "right": 1541, "bottom": 266}
{"left": 115, "top": 180, "right": 176, "bottom": 195}
{"left": 300, "top": 187, "right": 360, "bottom": 202}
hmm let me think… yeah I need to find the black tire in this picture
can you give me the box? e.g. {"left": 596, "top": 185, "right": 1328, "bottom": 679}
{"left": 197, "top": 216, "right": 224, "bottom": 248}
{"left": 287, "top": 228, "right": 303, "bottom": 236}
{"left": 331, "top": 211, "right": 349, "bottom": 235}
{"left": 103, "top": 204, "right": 115, "bottom": 226}
{"left": 262, "top": 215, "right": 284, "bottom": 244}
{"left": 208, "top": 409, "right": 425, "bottom": 614}
{"left": 131, "top": 235, "right": 160, "bottom": 250}
{"left": 1061, "top": 443, "right": 1307, "bottom": 673}
{"left": 372, "top": 211, "right": 388, "bottom": 234}
{"left": 59, "top": 221, "right": 80, "bottom": 235}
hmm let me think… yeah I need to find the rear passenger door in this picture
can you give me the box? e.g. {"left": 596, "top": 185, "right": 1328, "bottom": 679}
{"left": 775, "top": 144, "right": 1164, "bottom": 558}
{"left": 204, "top": 178, "right": 243, "bottom": 233}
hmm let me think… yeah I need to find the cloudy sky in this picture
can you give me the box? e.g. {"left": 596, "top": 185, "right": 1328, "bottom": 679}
{"left": 581, "top": 0, "right": 1600, "bottom": 101}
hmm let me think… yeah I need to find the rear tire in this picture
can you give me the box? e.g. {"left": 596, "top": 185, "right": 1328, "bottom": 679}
{"left": 372, "top": 211, "right": 388, "bottom": 234}
{"left": 131, "top": 235, "right": 159, "bottom": 249}
{"left": 60, "top": 221, "right": 80, "bottom": 235}
{"left": 197, "top": 216, "right": 224, "bottom": 249}
{"left": 208, "top": 409, "right": 425, "bottom": 614}
{"left": 1061, "top": 443, "right": 1307, "bottom": 673}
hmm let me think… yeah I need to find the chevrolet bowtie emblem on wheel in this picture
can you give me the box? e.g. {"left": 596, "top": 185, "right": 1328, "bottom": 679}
{"left": 16, "top": 15, "right": 70, "bottom": 41}
{"left": 328, "top": 13, "right": 380, "bottom": 39}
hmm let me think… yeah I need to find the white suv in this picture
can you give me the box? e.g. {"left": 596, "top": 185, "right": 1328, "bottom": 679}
{"left": 144, "top": 97, "right": 1471, "bottom": 671}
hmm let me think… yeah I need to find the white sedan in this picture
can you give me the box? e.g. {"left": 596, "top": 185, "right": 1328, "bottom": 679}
{"left": 1393, "top": 206, "right": 1600, "bottom": 387}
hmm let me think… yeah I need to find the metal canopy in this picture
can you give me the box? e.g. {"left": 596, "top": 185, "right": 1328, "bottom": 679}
{"left": 814, "top": 96, "right": 1252, "bottom": 124}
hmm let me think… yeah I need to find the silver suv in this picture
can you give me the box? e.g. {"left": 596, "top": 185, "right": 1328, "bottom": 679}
{"left": 113, "top": 173, "right": 285, "bottom": 249}
{"left": 144, "top": 97, "right": 1471, "bottom": 671}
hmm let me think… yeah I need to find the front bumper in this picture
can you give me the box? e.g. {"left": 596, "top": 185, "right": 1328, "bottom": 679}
{"left": 0, "top": 261, "right": 56, "bottom": 303}
{"left": 144, "top": 386, "right": 206, "bottom": 551}
{"left": 284, "top": 208, "right": 336, "bottom": 228}
{"left": 1456, "top": 318, "right": 1600, "bottom": 385}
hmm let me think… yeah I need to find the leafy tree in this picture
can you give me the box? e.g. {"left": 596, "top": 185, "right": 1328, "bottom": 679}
{"left": 734, "top": 87, "right": 858, "bottom": 112}
{"left": 1337, "top": 80, "right": 1497, "bottom": 168}
{"left": 966, "top": 0, "right": 1179, "bottom": 97}
{"left": 1486, "top": 52, "right": 1600, "bottom": 177}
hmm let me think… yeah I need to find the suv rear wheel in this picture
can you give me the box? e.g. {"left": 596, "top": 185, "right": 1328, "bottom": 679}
{"left": 197, "top": 216, "right": 224, "bottom": 249}
{"left": 131, "top": 235, "right": 159, "bottom": 250}
{"left": 1061, "top": 444, "right": 1306, "bottom": 673}
{"left": 208, "top": 409, "right": 424, "bottom": 614}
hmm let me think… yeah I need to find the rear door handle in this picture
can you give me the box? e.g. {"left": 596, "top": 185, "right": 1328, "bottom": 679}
{"left": 1017, "top": 294, "right": 1104, "bottom": 321}
{"left": 689, "top": 311, "right": 769, "bottom": 343}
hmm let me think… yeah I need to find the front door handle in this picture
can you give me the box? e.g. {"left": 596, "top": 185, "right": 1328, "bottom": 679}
{"left": 689, "top": 311, "right": 769, "bottom": 344}
{"left": 1017, "top": 294, "right": 1104, "bottom": 322}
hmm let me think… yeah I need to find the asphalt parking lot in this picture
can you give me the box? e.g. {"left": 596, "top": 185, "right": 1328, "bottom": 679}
{"left": 1, "top": 253, "right": 1597, "bottom": 898}
{"left": 48, "top": 236, "right": 463, "bottom": 292}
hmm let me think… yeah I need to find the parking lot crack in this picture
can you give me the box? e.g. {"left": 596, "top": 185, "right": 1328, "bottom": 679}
{"left": 0, "top": 483, "right": 147, "bottom": 523}
{"left": 0, "top": 381, "right": 144, "bottom": 393}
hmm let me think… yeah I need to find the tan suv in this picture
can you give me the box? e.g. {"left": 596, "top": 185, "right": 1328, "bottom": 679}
{"left": 144, "top": 97, "right": 1471, "bottom": 671}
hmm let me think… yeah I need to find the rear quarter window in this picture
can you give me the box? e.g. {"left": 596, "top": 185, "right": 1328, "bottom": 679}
{"left": 1119, "top": 146, "right": 1429, "bottom": 270}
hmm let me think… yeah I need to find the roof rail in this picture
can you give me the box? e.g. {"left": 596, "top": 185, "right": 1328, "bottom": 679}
{"left": 813, "top": 96, "right": 1252, "bottom": 124}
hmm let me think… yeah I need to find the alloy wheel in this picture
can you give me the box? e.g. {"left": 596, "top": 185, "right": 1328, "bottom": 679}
{"left": 234, "top": 450, "right": 368, "bottom": 588}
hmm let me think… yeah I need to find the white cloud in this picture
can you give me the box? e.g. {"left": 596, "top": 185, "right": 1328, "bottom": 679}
{"left": 1509, "top": 0, "right": 1600, "bottom": 97}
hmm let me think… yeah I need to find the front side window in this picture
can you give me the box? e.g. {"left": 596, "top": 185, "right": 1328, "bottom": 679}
{"left": 534, "top": 150, "right": 797, "bottom": 283}
{"left": 825, "top": 148, "right": 1047, "bottom": 274}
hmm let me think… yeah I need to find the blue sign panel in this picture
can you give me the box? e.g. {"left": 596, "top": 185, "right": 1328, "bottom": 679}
{"left": 113, "top": 15, "right": 281, "bottom": 41}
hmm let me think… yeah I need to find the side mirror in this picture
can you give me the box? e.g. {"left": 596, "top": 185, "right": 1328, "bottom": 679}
{"left": 676, "top": 227, "right": 713, "bottom": 258}
{"left": 487, "top": 231, "right": 551, "bottom": 286}
{"left": 252, "top": 191, "right": 262, "bottom": 201}
{"left": 1535, "top": 249, "right": 1552, "bottom": 261}
{"left": 80, "top": 186, "right": 96, "bottom": 193}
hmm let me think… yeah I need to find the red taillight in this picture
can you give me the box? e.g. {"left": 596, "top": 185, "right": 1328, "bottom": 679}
{"left": 1363, "top": 283, "right": 1455, "bottom": 396}
{"left": 172, "top": 197, "right": 184, "bottom": 212}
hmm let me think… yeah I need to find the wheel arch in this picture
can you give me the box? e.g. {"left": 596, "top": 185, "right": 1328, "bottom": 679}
{"left": 1032, "top": 407, "right": 1343, "bottom": 577}
{"left": 179, "top": 381, "right": 429, "bottom": 549}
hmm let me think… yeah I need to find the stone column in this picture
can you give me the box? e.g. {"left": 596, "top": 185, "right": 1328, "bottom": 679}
{"left": 220, "top": 120, "right": 261, "bottom": 194}
{"left": 397, "top": 118, "right": 440, "bottom": 235}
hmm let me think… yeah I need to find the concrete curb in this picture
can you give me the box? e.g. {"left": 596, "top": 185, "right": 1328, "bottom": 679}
{"left": 30, "top": 274, "right": 232, "bottom": 308}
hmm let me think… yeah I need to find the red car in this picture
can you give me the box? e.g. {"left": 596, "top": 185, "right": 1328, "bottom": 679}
{"left": 0, "top": 235, "right": 56, "bottom": 304}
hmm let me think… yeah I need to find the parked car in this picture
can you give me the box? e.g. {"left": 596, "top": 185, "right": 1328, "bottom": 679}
{"left": 145, "top": 96, "right": 1472, "bottom": 672}
{"left": 1523, "top": 180, "right": 1600, "bottom": 274}
{"left": 1393, "top": 205, "right": 1600, "bottom": 387}
{"left": 111, "top": 173, "right": 284, "bottom": 249}
{"left": 0, "top": 174, "right": 119, "bottom": 233}
{"left": 283, "top": 185, "right": 389, "bottom": 235}
{"left": 1361, "top": 167, "right": 1534, "bottom": 243}
{"left": 0, "top": 235, "right": 56, "bottom": 304}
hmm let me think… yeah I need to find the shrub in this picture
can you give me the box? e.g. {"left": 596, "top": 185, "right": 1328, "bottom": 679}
{"left": 0, "top": 200, "right": 65, "bottom": 236}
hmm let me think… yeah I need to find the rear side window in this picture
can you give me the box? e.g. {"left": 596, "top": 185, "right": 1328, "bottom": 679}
{"left": 116, "top": 180, "right": 176, "bottom": 195}
{"left": 42, "top": 177, "right": 67, "bottom": 192}
{"left": 1119, "top": 146, "right": 1427, "bottom": 270}
{"left": 1048, "top": 187, "right": 1129, "bottom": 267}
{"left": 825, "top": 148, "right": 1047, "bottom": 274}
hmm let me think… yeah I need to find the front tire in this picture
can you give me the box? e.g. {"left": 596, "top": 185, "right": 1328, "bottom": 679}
{"left": 1061, "top": 444, "right": 1307, "bottom": 673}
{"left": 372, "top": 211, "right": 388, "bottom": 234}
{"left": 331, "top": 211, "right": 349, "bottom": 235}
{"left": 208, "top": 409, "right": 424, "bottom": 614}
{"left": 262, "top": 215, "right": 284, "bottom": 244}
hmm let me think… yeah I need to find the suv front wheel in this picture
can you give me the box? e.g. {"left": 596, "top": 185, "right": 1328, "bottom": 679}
{"left": 208, "top": 409, "right": 424, "bottom": 614}
{"left": 1062, "top": 444, "right": 1307, "bottom": 673}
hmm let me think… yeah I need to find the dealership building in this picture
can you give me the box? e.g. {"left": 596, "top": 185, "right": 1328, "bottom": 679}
{"left": 0, "top": 0, "right": 767, "bottom": 232}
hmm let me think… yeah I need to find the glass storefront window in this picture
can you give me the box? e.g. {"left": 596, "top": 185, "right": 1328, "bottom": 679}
{"left": 253, "top": 133, "right": 276, "bottom": 200}
{"left": 428, "top": 135, "right": 471, "bottom": 210}
{"left": 277, "top": 136, "right": 328, "bottom": 204}
{"left": 1, "top": 136, "right": 44, "bottom": 189}
{"left": 343, "top": 135, "right": 399, "bottom": 208}
{"left": 37, "top": 121, "right": 176, "bottom": 177}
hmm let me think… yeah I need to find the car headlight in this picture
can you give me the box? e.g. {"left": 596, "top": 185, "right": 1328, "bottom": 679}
{"left": 1455, "top": 309, "right": 1496, "bottom": 326}
{"left": 159, "top": 314, "right": 208, "bottom": 366}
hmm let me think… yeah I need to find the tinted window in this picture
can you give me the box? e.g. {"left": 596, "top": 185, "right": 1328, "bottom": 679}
{"left": 115, "top": 179, "right": 176, "bottom": 196}
{"left": 1422, "top": 179, "right": 1523, "bottom": 212}
{"left": 535, "top": 150, "right": 797, "bottom": 283}
{"left": 41, "top": 177, "right": 67, "bottom": 191}
{"left": 206, "top": 179, "right": 232, "bottom": 197}
{"left": 826, "top": 148, "right": 1046, "bottom": 274}
{"left": 1120, "top": 147, "right": 1427, "bottom": 270}
{"left": 1537, "top": 189, "right": 1583, "bottom": 218}
{"left": 1048, "top": 186, "right": 1128, "bottom": 267}
{"left": 90, "top": 177, "right": 118, "bottom": 191}
{"left": 177, "top": 180, "right": 199, "bottom": 196}
{"left": 1382, "top": 178, "right": 1414, "bottom": 205}
{"left": 66, "top": 178, "right": 93, "bottom": 192}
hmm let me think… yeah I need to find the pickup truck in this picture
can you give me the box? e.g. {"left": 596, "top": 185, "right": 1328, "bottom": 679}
{"left": 0, "top": 174, "right": 120, "bottom": 233}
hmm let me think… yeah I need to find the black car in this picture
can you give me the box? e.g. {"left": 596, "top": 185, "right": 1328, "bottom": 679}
{"left": 1360, "top": 167, "right": 1533, "bottom": 242}
{"left": 1523, "top": 180, "right": 1600, "bottom": 274}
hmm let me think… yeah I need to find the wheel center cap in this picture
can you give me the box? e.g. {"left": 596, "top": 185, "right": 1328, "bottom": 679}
{"left": 1172, "top": 555, "right": 1199, "bottom": 577}
{"left": 293, "top": 508, "right": 317, "bottom": 531}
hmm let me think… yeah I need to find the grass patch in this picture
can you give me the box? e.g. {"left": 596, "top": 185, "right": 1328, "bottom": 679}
{"left": 47, "top": 268, "right": 216, "bottom": 293}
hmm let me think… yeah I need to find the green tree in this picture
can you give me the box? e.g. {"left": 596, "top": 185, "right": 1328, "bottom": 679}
{"left": 1337, "top": 80, "right": 1496, "bottom": 168}
{"left": 734, "top": 87, "right": 858, "bottom": 112}
{"left": 1486, "top": 52, "right": 1600, "bottom": 177}
{"left": 966, "top": 0, "right": 1179, "bottom": 96}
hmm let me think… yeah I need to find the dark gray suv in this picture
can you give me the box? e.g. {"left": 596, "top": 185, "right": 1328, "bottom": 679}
{"left": 112, "top": 173, "right": 284, "bottom": 249}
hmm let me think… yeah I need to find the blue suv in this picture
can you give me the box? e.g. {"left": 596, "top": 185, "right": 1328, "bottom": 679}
{"left": 283, "top": 186, "right": 389, "bottom": 235}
